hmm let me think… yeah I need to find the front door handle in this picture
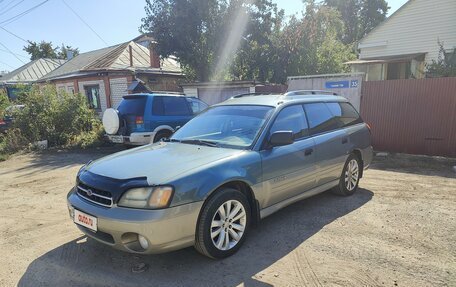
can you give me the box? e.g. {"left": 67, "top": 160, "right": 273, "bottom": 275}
{"left": 342, "top": 138, "right": 348, "bottom": 144}
{"left": 304, "top": 148, "right": 313, "bottom": 156}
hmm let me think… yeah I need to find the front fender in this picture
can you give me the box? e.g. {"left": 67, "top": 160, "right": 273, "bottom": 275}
{"left": 168, "top": 151, "right": 262, "bottom": 207}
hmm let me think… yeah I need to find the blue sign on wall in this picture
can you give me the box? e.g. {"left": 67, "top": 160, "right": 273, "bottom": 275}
{"left": 325, "top": 80, "right": 359, "bottom": 89}
{"left": 325, "top": 80, "right": 349, "bottom": 89}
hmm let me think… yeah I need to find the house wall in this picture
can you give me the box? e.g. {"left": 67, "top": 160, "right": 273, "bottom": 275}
{"left": 109, "top": 77, "right": 129, "bottom": 108}
{"left": 359, "top": 0, "right": 456, "bottom": 63}
{"left": 136, "top": 74, "right": 182, "bottom": 92}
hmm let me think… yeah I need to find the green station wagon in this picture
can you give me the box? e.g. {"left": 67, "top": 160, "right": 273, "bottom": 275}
{"left": 67, "top": 91, "right": 373, "bottom": 259}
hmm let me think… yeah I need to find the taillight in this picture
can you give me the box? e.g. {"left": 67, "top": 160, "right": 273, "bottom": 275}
{"left": 0, "top": 120, "right": 5, "bottom": 125}
{"left": 135, "top": 116, "right": 144, "bottom": 124}
{"left": 366, "top": 123, "right": 372, "bottom": 133}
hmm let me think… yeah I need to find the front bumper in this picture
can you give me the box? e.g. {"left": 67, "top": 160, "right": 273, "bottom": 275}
{"left": 67, "top": 189, "right": 203, "bottom": 254}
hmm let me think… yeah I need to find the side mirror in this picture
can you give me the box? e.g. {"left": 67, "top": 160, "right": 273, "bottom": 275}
{"left": 269, "top": 131, "right": 294, "bottom": 147}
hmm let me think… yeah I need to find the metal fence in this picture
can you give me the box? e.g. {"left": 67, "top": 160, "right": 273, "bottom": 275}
{"left": 360, "top": 77, "right": 456, "bottom": 157}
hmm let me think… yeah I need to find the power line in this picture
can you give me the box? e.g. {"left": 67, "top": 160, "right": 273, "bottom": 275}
{"left": 0, "top": 47, "right": 28, "bottom": 59}
{"left": 0, "top": 41, "right": 25, "bottom": 64}
{"left": 0, "top": 0, "right": 50, "bottom": 26}
{"left": 0, "top": 26, "right": 28, "bottom": 43}
{"left": 0, "top": 0, "right": 25, "bottom": 17}
{"left": 61, "top": 0, "right": 108, "bottom": 46}
{"left": 0, "top": 0, "right": 18, "bottom": 12}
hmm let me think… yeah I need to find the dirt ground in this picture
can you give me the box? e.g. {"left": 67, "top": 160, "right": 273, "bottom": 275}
{"left": 0, "top": 148, "right": 455, "bottom": 287}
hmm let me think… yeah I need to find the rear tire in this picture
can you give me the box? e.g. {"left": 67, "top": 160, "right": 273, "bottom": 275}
{"left": 332, "top": 153, "right": 361, "bottom": 196}
{"left": 194, "top": 188, "right": 251, "bottom": 259}
{"left": 153, "top": 130, "right": 172, "bottom": 143}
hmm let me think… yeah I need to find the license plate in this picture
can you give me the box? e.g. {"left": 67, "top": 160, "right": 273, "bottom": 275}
{"left": 109, "top": 135, "right": 124, "bottom": 143}
{"left": 74, "top": 209, "right": 98, "bottom": 232}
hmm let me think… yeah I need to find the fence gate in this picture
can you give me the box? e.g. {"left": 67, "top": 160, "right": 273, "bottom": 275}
{"left": 360, "top": 77, "right": 456, "bottom": 157}
{"left": 287, "top": 73, "right": 364, "bottom": 110}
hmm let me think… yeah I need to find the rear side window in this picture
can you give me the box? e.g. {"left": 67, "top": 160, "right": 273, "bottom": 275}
{"left": 303, "top": 103, "right": 339, "bottom": 135}
{"left": 326, "top": 102, "right": 362, "bottom": 127}
{"left": 152, "top": 96, "right": 192, "bottom": 116}
{"left": 270, "top": 105, "right": 308, "bottom": 139}
{"left": 117, "top": 97, "right": 147, "bottom": 115}
{"left": 186, "top": 98, "right": 209, "bottom": 114}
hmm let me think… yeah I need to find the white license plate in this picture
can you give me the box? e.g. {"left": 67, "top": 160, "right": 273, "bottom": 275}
{"left": 74, "top": 209, "right": 98, "bottom": 232}
{"left": 109, "top": 135, "right": 124, "bottom": 143}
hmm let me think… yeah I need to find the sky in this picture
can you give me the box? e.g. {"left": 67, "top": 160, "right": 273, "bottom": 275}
{"left": 0, "top": 0, "right": 408, "bottom": 72}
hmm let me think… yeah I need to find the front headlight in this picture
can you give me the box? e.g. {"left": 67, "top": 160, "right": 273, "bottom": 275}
{"left": 118, "top": 186, "right": 174, "bottom": 209}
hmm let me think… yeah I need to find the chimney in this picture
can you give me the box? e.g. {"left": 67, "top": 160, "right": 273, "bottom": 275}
{"left": 66, "top": 50, "right": 74, "bottom": 60}
{"left": 149, "top": 42, "right": 160, "bottom": 68}
{"left": 129, "top": 45, "right": 133, "bottom": 67}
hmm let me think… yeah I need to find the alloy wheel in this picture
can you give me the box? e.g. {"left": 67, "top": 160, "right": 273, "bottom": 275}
{"left": 210, "top": 200, "right": 247, "bottom": 251}
{"left": 345, "top": 159, "right": 359, "bottom": 191}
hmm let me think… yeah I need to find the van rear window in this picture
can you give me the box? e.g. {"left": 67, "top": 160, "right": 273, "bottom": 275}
{"left": 118, "top": 97, "right": 147, "bottom": 115}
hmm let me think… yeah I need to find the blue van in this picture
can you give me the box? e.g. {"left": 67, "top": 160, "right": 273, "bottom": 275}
{"left": 102, "top": 93, "right": 208, "bottom": 145}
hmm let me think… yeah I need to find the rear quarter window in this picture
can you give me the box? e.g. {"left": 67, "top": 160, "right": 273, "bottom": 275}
{"left": 326, "top": 102, "right": 362, "bottom": 127}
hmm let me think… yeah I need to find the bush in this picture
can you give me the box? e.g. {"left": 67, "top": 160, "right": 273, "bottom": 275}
{"left": 0, "top": 89, "right": 8, "bottom": 118}
{"left": 10, "top": 84, "right": 104, "bottom": 149}
{"left": 0, "top": 128, "right": 29, "bottom": 154}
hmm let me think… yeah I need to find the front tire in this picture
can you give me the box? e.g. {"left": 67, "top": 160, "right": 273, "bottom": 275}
{"left": 333, "top": 154, "right": 361, "bottom": 196}
{"left": 195, "top": 188, "right": 251, "bottom": 259}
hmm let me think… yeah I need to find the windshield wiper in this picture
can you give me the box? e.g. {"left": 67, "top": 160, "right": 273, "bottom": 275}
{"left": 162, "top": 138, "right": 180, "bottom": 143}
{"left": 180, "top": 139, "right": 219, "bottom": 147}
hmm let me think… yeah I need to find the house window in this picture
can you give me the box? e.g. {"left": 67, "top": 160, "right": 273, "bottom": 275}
{"left": 387, "top": 62, "right": 411, "bottom": 80}
{"left": 84, "top": 85, "right": 101, "bottom": 110}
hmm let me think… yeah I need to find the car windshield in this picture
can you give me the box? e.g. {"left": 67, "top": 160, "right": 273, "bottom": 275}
{"left": 171, "top": 105, "right": 274, "bottom": 149}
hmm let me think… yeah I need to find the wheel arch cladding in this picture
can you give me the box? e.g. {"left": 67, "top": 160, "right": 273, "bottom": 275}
{"left": 202, "top": 180, "right": 260, "bottom": 227}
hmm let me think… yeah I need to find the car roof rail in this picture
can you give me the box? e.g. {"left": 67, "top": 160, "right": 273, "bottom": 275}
{"left": 150, "top": 91, "right": 186, "bottom": 96}
{"left": 284, "top": 90, "right": 338, "bottom": 96}
{"left": 232, "top": 92, "right": 274, "bottom": 98}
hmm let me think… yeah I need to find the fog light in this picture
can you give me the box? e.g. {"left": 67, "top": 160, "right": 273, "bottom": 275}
{"left": 138, "top": 235, "right": 149, "bottom": 250}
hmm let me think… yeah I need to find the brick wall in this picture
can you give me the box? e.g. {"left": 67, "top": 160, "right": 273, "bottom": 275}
{"left": 109, "top": 77, "right": 128, "bottom": 108}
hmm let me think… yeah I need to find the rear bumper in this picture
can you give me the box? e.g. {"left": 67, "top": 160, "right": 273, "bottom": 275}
{"left": 67, "top": 189, "right": 203, "bottom": 254}
{"left": 107, "top": 132, "right": 156, "bottom": 145}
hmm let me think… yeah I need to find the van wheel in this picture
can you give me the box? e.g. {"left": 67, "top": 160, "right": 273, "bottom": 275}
{"left": 195, "top": 188, "right": 251, "bottom": 259}
{"left": 333, "top": 154, "right": 361, "bottom": 196}
{"left": 153, "top": 130, "right": 172, "bottom": 143}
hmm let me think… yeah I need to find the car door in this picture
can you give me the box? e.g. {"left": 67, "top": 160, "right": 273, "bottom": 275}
{"left": 260, "top": 105, "right": 317, "bottom": 207}
{"left": 303, "top": 102, "right": 350, "bottom": 186}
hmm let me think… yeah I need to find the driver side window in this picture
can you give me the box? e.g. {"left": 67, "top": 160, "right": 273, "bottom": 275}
{"left": 270, "top": 105, "right": 309, "bottom": 140}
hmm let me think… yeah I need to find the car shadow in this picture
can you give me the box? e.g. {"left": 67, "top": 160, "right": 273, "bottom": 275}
{"left": 18, "top": 188, "right": 373, "bottom": 287}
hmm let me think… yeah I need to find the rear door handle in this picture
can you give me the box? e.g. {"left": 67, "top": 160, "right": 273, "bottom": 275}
{"left": 304, "top": 148, "right": 313, "bottom": 156}
{"left": 342, "top": 138, "right": 348, "bottom": 144}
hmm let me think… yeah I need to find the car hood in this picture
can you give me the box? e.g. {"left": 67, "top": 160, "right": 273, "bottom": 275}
{"left": 85, "top": 142, "right": 244, "bottom": 184}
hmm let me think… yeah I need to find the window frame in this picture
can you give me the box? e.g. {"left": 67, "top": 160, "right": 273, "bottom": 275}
{"left": 84, "top": 85, "right": 101, "bottom": 111}
{"left": 303, "top": 101, "right": 363, "bottom": 137}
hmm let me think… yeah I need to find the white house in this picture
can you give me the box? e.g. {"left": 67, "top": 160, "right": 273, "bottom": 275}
{"left": 347, "top": 0, "right": 456, "bottom": 80}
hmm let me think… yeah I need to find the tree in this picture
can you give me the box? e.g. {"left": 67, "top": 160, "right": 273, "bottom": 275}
{"left": 140, "top": 0, "right": 282, "bottom": 82}
{"left": 426, "top": 42, "right": 456, "bottom": 78}
{"left": 23, "top": 41, "right": 79, "bottom": 60}
{"left": 324, "top": 0, "right": 389, "bottom": 44}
